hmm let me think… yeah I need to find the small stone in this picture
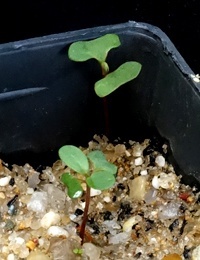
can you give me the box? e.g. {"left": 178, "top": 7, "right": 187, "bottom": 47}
{"left": 0, "top": 176, "right": 11, "bottom": 186}
{"left": 40, "top": 211, "right": 61, "bottom": 229}
{"left": 7, "top": 253, "right": 15, "bottom": 260}
{"left": 15, "top": 236, "right": 25, "bottom": 245}
{"left": 155, "top": 155, "right": 165, "bottom": 167}
{"left": 152, "top": 172, "right": 177, "bottom": 190}
{"left": 47, "top": 226, "right": 69, "bottom": 237}
{"left": 109, "top": 232, "right": 130, "bottom": 244}
{"left": 129, "top": 176, "right": 147, "bottom": 201}
{"left": 26, "top": 240, "right": 37, "bottom": 250}
{"left": 162, "top": 253, "right": 182, "bottom": 260}
{"left": 27, "top": 250, "right": 51, "bottom": 260}
{"left": 132, "top": 144, "right": 143, "bottom": 157}
{"left": 123, "top": 215, "right": 142, "bottom": 232}
{"left": 192, "top": 245, "right": 200, "bottom": 260}
{"left": 103, "top": 196, "right": 111, "bottom": 203}
{"left": 90, "top": 188, "right": 101, "bottom": 197}
{"left": 0, "top": 191, "right": 5, "bottom": 199}
{"left": 96, "top": 202, "right": 103, "bottom": 210}
{"left": 82, "top": 242, "right": 101, "bottom": 260}
{"left": 140, "top": 169, "right": 148, "bottom": 175}
{"left": 27, "top": 191, "right": 48, "bottom": 213}
{"left": 134, "top": 157, "right": 143, "bottom": 166}
{"left": 152, "top": 176, "right": 160, "bottom": 189}
{"left": 18, "top": 246, "right": 30, "bottom": 258}
{"left": 28, "top": 172, "right": 40, "bottom": 188}
{"left": 27, "top": 187, "right": 34, "bottom": 194}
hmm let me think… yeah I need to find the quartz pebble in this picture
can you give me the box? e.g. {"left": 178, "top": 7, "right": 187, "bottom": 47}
{"left": 7, "top": 253, "right": 15, "bottom": 260}
{"left": 192, "top": 245, "right": 200, "bottom": 260}
{"left": 47, "top": 226, "right": 69, "bottom": 237}
{"left": 158, "top": 201, "right": 181, "bottom": 219}
{"left": 123, "top": 215, "right": 142, "bottom": 232}
{"left": 90, "top": 188, "right": 102, "bottom": 197}
{"left": 27, "top": 251, "right": 51, "bottom": 260}
{"left": 155, "top": 155, "right": 165, "bottom": 167}
{"left": 27, "top": 191, "right": 48, "bottom": 213}
{"left": 152, "top": 172, "right": 177, "bottom": 190}
{"left": 40, "top": 211, "right": 61, "bottom": 229}
{"left": 0, "top": 176, "right": 11, "bottom": 186}
{"left": 134, "top": 157, "right": 143, "bottom": 166}
{"left": 109, "top": 232, "right": 130, "bottom": 244}
{"left": 129, "top": 176, "right": 147, "bottom": 201}
{"left": 82, "top": 242, "right": 101, "bottom": 260}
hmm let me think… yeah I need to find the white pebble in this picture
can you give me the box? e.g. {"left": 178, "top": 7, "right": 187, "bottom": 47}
{"left": 123, "top": 215, "right": 142, "bottom": 232}
{"left": 134, "top": 157, "right": 143, "bottom": 166}
{"left": 26, "top": 187, "right": 34, "bottom": 194}
{"left": 90, "top": 188, "right": 101, "bottom": 197}
{"left": 0, "top": 176, "right": 11, "bottom": 186}
{"left": 103, "top": 196, "right": 111, "bottom": 203}
{"left": 192, "top": 245, "right": 200, "bottom": 260}
{"left": 27, "top": 191, "right": 48, "bottom": 213}
{"left": 69, "top": 214, "right": 77, "bottom": 221}
{"left": 2, "top": 246, "right": 9, "bottom": 254}
{"left": 152, "top": 176, "right": 160, "bottom": 189}
{"left": 15, "top": 237, "right": 25, "bottom": 245}
{"left": 152, "top": 172, "right": 177, "bottom": 190}
{"left": 140, "top": 169, "right": 148, "bottom": 175}
{"left": 40, "top": 211, "right": 61, "bottom": 229}
{"left": 155, "top": 155, "right": 165, "bottom": 167}
{"left": 47, "top": 226, "right": 69, "bottom": 237}
{"left": 7, "top": 254, "right": 15, "bottom": 260}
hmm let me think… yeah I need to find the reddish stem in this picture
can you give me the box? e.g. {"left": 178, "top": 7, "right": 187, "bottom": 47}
{"left": 103, "top": 97, "right": 110, "bottom": 137}
{"left": 80, "top": 184, "right": 91, "bottom": 245}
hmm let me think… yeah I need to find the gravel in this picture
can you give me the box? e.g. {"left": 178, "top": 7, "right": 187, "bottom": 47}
{"left": 0, "top": 134, "right": 200, "bottom": 259}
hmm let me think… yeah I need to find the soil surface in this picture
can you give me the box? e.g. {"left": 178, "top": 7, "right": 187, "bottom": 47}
{"left": 0, "top": 135, "right": 200, "bottom": 260}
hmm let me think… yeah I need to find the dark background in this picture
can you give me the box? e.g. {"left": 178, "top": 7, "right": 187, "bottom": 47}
{"left": 0, "top": 0, "right": 199, "bottom": 72}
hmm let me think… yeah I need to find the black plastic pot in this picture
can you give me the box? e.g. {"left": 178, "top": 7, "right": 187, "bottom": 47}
{"left": 0, "top": 21, "right": 200, "bottom": 187}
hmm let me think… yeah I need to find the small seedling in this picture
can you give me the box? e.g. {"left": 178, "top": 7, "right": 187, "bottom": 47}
{"left": 68, "top": 34, "right": 142, "bottom": 136}
{"left": 59, "top": 33, "right": 141, "bottom": 244}
{"left": 68, "top": 33, "right": 142, "bottom": 97}
{"left": 59, "top": 145, "right": 117, "bottom": 244}
{"left": 73, "top": 248, "right": 83, "bottom": 255}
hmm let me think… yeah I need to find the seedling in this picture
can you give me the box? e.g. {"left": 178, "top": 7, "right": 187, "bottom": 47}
{"left": 68, "top": 33, "right": 142, "bottom": 97}
{"left": 59, "top": 34, "right": 141, "bottom": 244}
{"left": 59, "top": 145, "right": 117, "bottom": 244}
{"left": 73, "top": 248, "right": 83, "bottom": 255}
{"left": 68, "top": 34, "right": 142, "bottom": 135}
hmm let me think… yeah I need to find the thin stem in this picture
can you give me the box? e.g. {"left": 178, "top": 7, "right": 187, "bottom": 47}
{"left": 80, "top": 184, "right": 91, "bottom": 245}
{"left": 101, "top": 61, "right": 110, "bottom": 137}
{"left": 103, "top": 97, "right": 110, "bottom": 137}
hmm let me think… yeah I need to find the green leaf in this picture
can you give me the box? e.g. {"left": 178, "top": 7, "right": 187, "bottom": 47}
{"left": 86, "top": 171, "right": 116, "bottom": 190}
{"left": 68, "top": 34, "right": 121, "bottom": 63}
{"left": 87, "top": 150, "right": 117, "bottom": 175}
{"left": 94, "top": 61, "right": 142, "bottom": 97}
{"left": 61, "top": 173, "right": 83, "bottom": 198}
{"left": 58, "top": 145, "right": 89, "bottom": 174}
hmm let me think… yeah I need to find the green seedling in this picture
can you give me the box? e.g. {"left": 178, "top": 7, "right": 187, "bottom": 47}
{"left": 59, "top": 145, "right": 117, "bottom": 244}
{"left": 68, "top": 33, "right": 142, "bottom": 97}
{"left": 68, "top": 34, "right": 142, "bottom": 136}
{"left": 73, "top": 248, "right": 83, "bottom": 255}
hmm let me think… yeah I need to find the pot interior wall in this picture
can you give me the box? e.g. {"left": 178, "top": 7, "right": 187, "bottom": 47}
{"left": 0, "top": 21, "right": 200, "bottom": 187}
